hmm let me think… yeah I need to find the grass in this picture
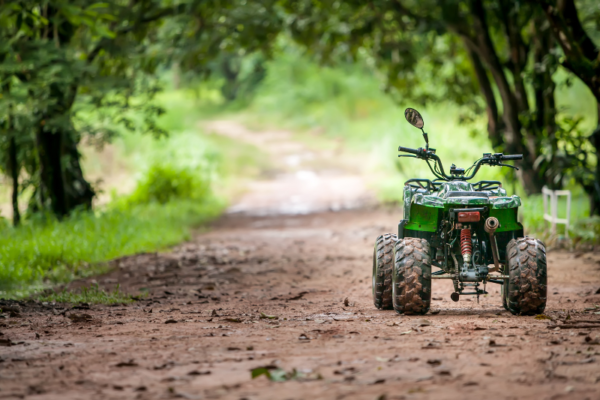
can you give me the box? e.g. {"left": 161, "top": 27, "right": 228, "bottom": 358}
{"left": 0, "top": 82, "right": 272, "bottom": 298}
{"left": 0, "top": 197, "right": 224, "bottom": 297}
{"left": 38, "top": 283, "right": 138, "bottom": 305}
{"left": 0, "top": 85, "right": 255, "bottom": 297}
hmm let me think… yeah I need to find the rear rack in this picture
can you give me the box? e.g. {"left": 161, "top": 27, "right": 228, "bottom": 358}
{"left": 472, "top": 180, "right": 502, "bottom": 191}
{"left": 404, "top": 179, "right": 442, "bottom": 193}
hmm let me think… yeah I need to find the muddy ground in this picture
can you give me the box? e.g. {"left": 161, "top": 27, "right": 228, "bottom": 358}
{"left": 2, "top": 122, "right": 600, "bottom": 399}
{"left": 2, "top": 209, "right": 600, "bottom": 400}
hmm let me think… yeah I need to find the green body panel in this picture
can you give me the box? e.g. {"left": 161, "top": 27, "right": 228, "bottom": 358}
{"left": 489, "top": 208, "right": 520, "bottom": 232}
{"left": 404, "top": 204, "right": 439, "bottom": 232}
{"left": 404, "top": 180, "right": 522, "bottom": 232}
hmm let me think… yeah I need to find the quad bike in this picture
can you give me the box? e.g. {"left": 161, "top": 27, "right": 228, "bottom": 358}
{"left": 372, "top": 108, "right": 547, "bottom": 316}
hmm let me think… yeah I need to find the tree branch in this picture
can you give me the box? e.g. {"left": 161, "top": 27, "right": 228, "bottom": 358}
{"left": 87, "top": 5, "right": 185, "bottom": 64}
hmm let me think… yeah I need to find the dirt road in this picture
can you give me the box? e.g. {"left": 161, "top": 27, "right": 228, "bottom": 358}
{"left": 1, "top": 122, "right": 600, "bottom": 400}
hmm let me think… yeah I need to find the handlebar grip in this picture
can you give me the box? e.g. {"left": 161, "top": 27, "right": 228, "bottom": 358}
{"left": 502, "top": 154, "right": 523, "bottom": 160}
{"left": 398, "top": 146, "right": 420, "bottom": 155}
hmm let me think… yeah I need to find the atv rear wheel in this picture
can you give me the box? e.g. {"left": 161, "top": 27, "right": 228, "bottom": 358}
{"left": 372, "top": 233, "right": 397, "bottom": 310}
{"left": 392, "top": 237, "right": 432, "bottom": 315}
{"left": 505, "top": 237, "right": 547, "bottom": 316}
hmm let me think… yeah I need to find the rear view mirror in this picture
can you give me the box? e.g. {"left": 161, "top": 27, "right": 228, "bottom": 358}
{"left": 405, "top": 108, "right": 424, "bottom": 129}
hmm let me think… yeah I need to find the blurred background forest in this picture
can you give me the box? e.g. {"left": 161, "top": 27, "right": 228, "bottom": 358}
{"left": 0, "top": 0, "right": 599, "bottom": 296}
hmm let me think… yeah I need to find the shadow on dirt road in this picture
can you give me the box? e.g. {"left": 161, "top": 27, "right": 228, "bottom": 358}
{"left": 1, "top": 122, "right": 600, "bottom": 400}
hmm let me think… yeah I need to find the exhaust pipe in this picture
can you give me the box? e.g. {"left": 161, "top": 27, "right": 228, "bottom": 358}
{"left": 485, "top": 217, "right": 501, "bottom": 272}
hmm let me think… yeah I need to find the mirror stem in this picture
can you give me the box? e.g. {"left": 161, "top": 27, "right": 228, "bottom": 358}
{"left": 421, "top": 129, "right": 429, "bottom": 150}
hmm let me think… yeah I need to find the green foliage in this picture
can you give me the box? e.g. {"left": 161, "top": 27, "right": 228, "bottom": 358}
{"left": 0, "top": 197, "right": 224, "bottom": 297}
{"left": 39, "top": 284, "right": 137, "bottom": 305}
{"left": 571, "top": 216, "right": 600, "bottom": 244}
{"left": 125, "top": 164, "right": 210, "bottom": 206}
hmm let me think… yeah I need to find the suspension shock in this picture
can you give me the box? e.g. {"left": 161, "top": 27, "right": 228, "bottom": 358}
{"left": 460, "top": 229, "right": 472, "bottom": 263}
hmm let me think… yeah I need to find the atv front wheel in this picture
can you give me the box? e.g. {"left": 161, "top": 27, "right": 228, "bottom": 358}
{"left": 392, "top": 238, "right": 432, "bottom": 315}
{"left": 505, "top": 237, "right": 547, "bottom": 316}
{"left": 372, "top": 233, "right": 397, "bottom": 310}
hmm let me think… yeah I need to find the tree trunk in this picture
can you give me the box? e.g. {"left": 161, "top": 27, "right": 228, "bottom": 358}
{"left": 36, "top": 124, "right": 67, "bottom": 218}
{"left": 450, "top": 0, "right": 547, "bottom": 194}
{"left": 63, "top": 131, "right": 95, "bottom": 211}
{"left": 531, "top": 12, "right": 559, "bottom": 189}
{"left": 9, "top": 134, "right": 20, "bottom": 226}
{"left": 589, "top": 102, "right": 600, "bottom": 216}
{"left": 464, "top": 44, "right": 504, "bottom": 149}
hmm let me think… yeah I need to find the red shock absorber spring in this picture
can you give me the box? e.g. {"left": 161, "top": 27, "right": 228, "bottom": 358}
{"left": 460, "top": 229, "right": 472, "bottom": 261}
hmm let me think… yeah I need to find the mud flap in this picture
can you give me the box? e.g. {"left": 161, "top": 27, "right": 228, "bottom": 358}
{"left": 397, "top": 219, "right": 408, "bottom": 239}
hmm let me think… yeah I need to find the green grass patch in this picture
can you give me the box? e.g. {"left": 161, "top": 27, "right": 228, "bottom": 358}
{"left": 0, "top": 197, "right": 224, "bottom": 298}
{"left": 38, "top": 283, "right": 138, "bottom": 305}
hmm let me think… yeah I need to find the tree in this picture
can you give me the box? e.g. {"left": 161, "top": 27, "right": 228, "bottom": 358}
{"left": 532, "top": 0, "right": 600, "bottom": 212}
{"left": 0, "top": 1, "right": 180, "bottom": 220}
{"left": 0, "top": 0, "right": 284, "bottom": 222}
{"left": 280, "top": 0, "right": 594, "bottom": 195}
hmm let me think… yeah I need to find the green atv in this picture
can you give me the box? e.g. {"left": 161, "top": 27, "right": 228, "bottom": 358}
{"left": 372, "top": 108, "right": 547, "bottom": 316}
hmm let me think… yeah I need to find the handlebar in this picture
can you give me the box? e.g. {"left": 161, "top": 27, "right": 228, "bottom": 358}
{"left": 398, "top": 146, "right": 420, "bottom": 155}
{"left": 500, "top": 154, "right": 523, "bottom": 160}
{"left": 397, "top": 148, "right": 522, "bottom": 181}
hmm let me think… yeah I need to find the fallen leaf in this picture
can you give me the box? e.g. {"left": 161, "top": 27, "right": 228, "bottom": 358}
{"left": 534, "top": 314, "right": 552, "bottom": 320}
{"left": 415, "top": 319, "right": 431, "bottom": 327}
{"left": 223, "top": 318, "right": 243, "bottom": 323}
{"left": 427, "top": 359, "right": 441, "bottom": 366}
{"left": 298, "top": 334, "right": 310, "bottom": 341}
{"left": 260, "top": 312, "right": 278, "bottom": 320}
{"left": 250, "top": 365, "right": 283, "bottom": 380}
{"left": 165, "top": 319, "right": 178, "bottom": 324}
{"left": 400, "top": 330, "right": 413, "bottom": 335}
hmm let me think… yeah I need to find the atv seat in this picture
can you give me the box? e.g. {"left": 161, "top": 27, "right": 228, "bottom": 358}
{"left": 444, "top": 191, "right": 490, "bottom": 198}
